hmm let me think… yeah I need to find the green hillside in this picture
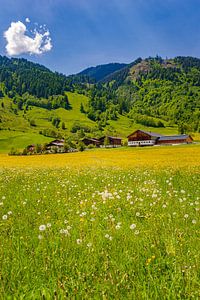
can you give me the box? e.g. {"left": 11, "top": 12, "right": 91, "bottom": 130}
{"left": 1, "top": 55, "right": 200, "bottom": 153}
{"left": 86, "top": 56, "right": 200, "bottom": 134}
{"left": 0, "top": 91, "right": 182, "bottom": 153}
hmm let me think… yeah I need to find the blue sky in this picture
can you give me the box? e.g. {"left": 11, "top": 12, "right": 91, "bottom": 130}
{"left": 0, "top": 0, "right": 200, "bottom": 75}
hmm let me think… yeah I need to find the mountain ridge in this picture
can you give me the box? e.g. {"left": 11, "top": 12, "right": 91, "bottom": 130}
{"left": 77, "top": 62, "right": 127, "bottom": 82}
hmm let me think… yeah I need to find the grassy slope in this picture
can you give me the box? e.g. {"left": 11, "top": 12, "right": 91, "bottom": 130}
{"left": 0, "top": 92, "right": 199, "bottom": 153}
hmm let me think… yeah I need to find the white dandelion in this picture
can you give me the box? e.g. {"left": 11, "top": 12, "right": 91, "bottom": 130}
{"left": 39, "top": 224, "right": 46, "bottom": 231}
{"left": 130, "top": 224, "right": 136, "bottom": 230}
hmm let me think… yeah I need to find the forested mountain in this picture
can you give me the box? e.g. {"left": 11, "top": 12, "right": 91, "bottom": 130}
{"left": 0, "top": 55, "right": 92, "bottom": 98}
{"left": 86, "top": 56, "right": 200, "bottom": 132}
{"left": 0, "top": 55, "right": 200, "bottom": 135}
{"left": 78, "top": 63, "right": 127, "bottom": 82}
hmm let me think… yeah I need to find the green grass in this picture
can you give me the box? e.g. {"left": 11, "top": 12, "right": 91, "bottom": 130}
{"left": 0, "top": 167, "right": 199, "bottom": 299}
{"left": 1, "top": 92, "right": 199, "bottom": 153}
{"left": 0, "top": 130, "right": 52, "bottom": 153}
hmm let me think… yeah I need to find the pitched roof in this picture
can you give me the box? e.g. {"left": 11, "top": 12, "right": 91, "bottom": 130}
{"left": 158, "top": 135, "right": 191, "bottom": 141}
{"left": 82, "top": 138, "right": 100, "bottom": 142}
{"left": 127, "top": 129, "right": 163, "bottom": 138}
{"left": 100, "top": 136, "right": 122, "bottom": 140}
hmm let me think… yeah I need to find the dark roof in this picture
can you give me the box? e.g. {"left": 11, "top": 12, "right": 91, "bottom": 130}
{"left": 140, "top": 130, "right": 163, "bottom": 137}
{"left": 48, "top": 139, "right": 64, "bottom": 146}
{"left": 82, "top": 138, "right": 100, "bottom": 142}
{"left": 158, "top": 135, "right": 191, "bottom": 141}
{"left": 100, "top": 136, "right": 122, "bottom": 140}
{"left": 127, "top": 129, "right": 163, "bottom": 138}
{"left": 51, "top": 139, "right": 64, "bottom": 143}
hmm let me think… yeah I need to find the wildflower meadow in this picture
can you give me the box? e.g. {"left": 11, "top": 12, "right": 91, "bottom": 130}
{"left": 0, "top": 146, "right": 199, "bottom": 299}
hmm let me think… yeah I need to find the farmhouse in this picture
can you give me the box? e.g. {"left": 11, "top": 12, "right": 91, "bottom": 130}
{"left": 46, "top": 139, "right": 65, "bottom": 152}
{"left": 127, "top": 130, "right": 193, "bottom": 146}
{"left": 81, "top": 138, "right": 101, "bottom": 147}
{"left": 127, "top": 130, "right": 162, "bottom": 146}
{"left": 99, "top": 136, "right": 122, "bottom": 147}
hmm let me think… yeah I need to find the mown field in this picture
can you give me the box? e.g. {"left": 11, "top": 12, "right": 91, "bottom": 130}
{"left": 0, "top": 146, "right": 200, "bottom": 299}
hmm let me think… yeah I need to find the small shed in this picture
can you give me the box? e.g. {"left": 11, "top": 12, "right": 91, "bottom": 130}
{"left": 27, "top": 144, "right": 35, "bottom": 152}
{"left": 81, "top": 138, "right": 101, "bottom": 147}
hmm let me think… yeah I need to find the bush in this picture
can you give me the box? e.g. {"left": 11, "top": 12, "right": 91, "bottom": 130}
{"left": 30, "top": 119, "right": 36, "bottom": 127}
{"left": 87, "top": 144, "right": 96, "bottom": 149}
{"left": 8, "top": 147, "right": 20, "bottom": 156}
{"left": 77, "top": 142, "right": 86, "bottom": 152}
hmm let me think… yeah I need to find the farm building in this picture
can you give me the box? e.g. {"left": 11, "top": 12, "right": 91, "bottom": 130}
{"left": 81, "top": 138, "right": 101, "bottom": 147}
{"left": 127, "top": 130, "right": 193, "bottom": 146}
{"left": 99, "top": 136, "right": 122, "bottom": 147}
{"left": 157, "top": 135, "right": 193, "bottom": 145}
{"left": 46, "top": 139, "right": 65, "bottom": 152}
{"left": 26, "top": 144, "right": 35, "bottom": 152}
{"left": 127, "top": 130, "right": 162, "bottom": 146}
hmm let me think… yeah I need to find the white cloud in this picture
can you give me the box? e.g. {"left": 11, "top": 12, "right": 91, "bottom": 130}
{"left": 25, "top": 18, "right": 30, "bottom": 23}
{"left": 4, "top": 21, "right": 52, "bottom": 56}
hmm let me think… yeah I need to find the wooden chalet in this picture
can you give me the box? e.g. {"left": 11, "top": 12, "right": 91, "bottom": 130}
{"left": 99, "top": 136, "right": 122, "bottom": 147}
{"left": 157, "top": 134, "right": 193, "bottom": 145}
{"left": 81, "top": 138, "right": 101, "bottom": 147}
{"left": 127, "top": 130, "right": 193, "bottom": 146}
{"left": 127, "top": 130, "right": 162, "bottom": 146}
{"left": 46, "top": 139, "right": 65, "bottom": 152}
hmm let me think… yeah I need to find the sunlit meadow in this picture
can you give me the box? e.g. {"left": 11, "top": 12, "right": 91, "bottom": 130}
{"left": 0, "top": 146, "right": 199, "bottom": 299}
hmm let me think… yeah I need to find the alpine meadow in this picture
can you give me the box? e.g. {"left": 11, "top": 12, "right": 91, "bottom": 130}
{"left": 0, "top": 2, "right": 200, "bottom": 298}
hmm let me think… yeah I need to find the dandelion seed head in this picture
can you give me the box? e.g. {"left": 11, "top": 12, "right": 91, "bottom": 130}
{"left": 130, "top": 224, "right": 136, "bottom": 230}
{"left": 2, "top": 214, "right": 8, "bottom": 220}
{"left": 39, "top": 224, "right": 46, "bottom": 231}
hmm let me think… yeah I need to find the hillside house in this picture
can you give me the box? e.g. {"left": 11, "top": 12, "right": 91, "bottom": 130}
{"left": 127, "top": 130, "right": 193, "bottom": 146}
{"left": 99, "top": 136, "right": 122, "bottom": 147}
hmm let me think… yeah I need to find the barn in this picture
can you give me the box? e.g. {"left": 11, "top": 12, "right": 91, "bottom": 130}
{"left": 157, "top": 134, "right": 193, "bottom": 145}
{"left": 127, "top": 130, "right": 162, "bottom": 146}
{"left": 81, "top": 138, "right": 101, "bottom": 147}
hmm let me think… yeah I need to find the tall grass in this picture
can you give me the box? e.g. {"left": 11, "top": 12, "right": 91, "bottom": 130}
{"left": 0, "top": 167, "right": 199, "bottom": 299}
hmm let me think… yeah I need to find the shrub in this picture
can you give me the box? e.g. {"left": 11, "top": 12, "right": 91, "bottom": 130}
{"left": 77, "top": 142, "right": 86, "bottom": 152}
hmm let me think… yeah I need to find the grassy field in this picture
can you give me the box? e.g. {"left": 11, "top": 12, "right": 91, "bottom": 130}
{"left": 0, "top": 146, "right": 199, "bottom": 299}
